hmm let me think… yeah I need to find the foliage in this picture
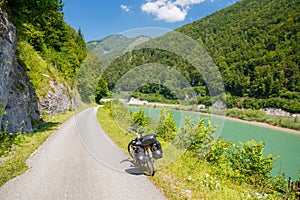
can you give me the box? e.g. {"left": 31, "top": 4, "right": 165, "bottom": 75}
{"left": 3, "top": 0, "right": 87, "bottom": 87}
{"left": 229, "top": 140, "right": 274, "bottom": 185}
{"left": 99, "top": 0, "right": 299, "bottom": 113}
{"left": 176, "top": 117, "right": 216, "bottom": 153}
{"left": 224, "top": 108, "right": 300, "bottom": 130}
{"left": 87, "top": 34, "right": 150, "bottom": 59}
{"left": 227, "top": 108, "right": 266, "bottom": 121}
{"left": 95, "top": 76, "right": 109, "bottom": 104}
{"left": 156, "top": 110, "right": 177, "bottom": 141}
{"left": 179, "top": 0, "right": 300, "bottom": 98}
{"left": 0, "top": 132, "right": 14, "bottom": 156}
{"left": 0, "top": 102, "right": 5, "bottom": 117}
{"left": 75, "top": 52, "right": 104, "bottom": 103}
{"left": 131, "top": 92, "right": 179, "bottom": 104}
{"left": 136, "top": 83, "right": 177, "bottom": 100}
{"left": 130, "top": 109, "right": 150, "bottom": 127}
{"left": 17, "top": 41, "right": 55, "bottom": 97}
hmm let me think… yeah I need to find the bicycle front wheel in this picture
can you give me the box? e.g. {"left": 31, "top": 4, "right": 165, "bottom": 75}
{"left": 127, "top": 141, "right": 134, "bottom": 159}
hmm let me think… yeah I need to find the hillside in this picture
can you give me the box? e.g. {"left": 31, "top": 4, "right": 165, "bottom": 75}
{"left": 87, "top": 34, "right": 150, "bottom": 59}
{"left": 101, "top": 0, "right": 300, "bottom": 113}
{"left": 0, "top": 0, "right": 87, "bottom": 132}
{"left": 177, "top": 0, "right": 299, "bottom": 98}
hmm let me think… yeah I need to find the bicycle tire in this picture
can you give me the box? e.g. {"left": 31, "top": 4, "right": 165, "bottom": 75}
{"left": 127, "top": 141, "right": 134, "bottom": 159}
{"left": 144, "top": 151, "right": 155, "bottom": 176}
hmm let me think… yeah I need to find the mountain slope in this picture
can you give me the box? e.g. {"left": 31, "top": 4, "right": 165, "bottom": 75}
{"left": 177, "top": 0, "right": 299, "bottom": 98}
{"left": 87, "top": 34, "right": 150, "bottom": 59}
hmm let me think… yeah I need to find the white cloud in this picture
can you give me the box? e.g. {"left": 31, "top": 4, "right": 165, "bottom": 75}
{"left": 120, "top": 4, "right": 130, "bottom": 12}
{"left": 141, "top": 0, "right": 205, "bottom": 22}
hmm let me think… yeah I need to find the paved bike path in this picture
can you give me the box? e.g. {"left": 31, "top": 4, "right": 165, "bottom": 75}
{"left": 0, "top": 107, "right": 165, "bottom": 200}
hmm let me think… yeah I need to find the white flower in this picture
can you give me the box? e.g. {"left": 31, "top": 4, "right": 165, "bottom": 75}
{"left": 205, "top": 173, "right": 210, "bottom": 178}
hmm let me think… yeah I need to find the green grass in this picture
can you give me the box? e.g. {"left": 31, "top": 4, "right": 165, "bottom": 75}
{"left": 97, "top": 106, "right": 293, "bottom": 199}
{"left": 17, "top": 41, "right": 69, "bottom": 98}
{"left": 0, "top": 111, "right": 76, "bottom": 186}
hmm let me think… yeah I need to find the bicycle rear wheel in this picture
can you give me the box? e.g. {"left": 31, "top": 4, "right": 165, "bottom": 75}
{"left": 143, "top": 151, "right": 155, "bottom": 176}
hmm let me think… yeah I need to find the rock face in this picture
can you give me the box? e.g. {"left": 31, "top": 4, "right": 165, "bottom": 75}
{"left": 0, "top": 8, "right": 40, "bottom": 133}
{"left": 38, "top": 80, "right": 72, "bottom": 115}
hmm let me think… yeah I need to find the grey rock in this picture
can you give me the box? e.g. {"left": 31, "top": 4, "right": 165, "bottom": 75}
{"left": 264, "top": 108, "right": 299, "bottom": 118}
{"left": 38, "top": 80, "right": 71, "bottom": 115}
{"left": 0, "top": 8, "right": 40, "bottom": 133}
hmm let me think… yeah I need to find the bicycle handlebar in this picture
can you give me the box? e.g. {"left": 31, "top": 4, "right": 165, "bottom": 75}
{"left": 126, "top": 125, "right": 144, "bottom": 138}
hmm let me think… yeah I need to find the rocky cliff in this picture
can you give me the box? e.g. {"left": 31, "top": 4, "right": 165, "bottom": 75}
{"left": 0, "top": 8, "right": 40, "bottom": 133}
{"left": 38, "top": 80, "right": 72, "bottom": 115}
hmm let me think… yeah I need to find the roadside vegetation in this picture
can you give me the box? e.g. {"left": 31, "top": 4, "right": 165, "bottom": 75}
{"left": 97, "top": 102, "right": 299, "bottom": 199}
{"left": 0, "top": 110, "right": 81, "bottom": 186}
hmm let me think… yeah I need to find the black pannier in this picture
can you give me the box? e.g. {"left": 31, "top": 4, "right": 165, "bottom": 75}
{"left": 133, "top": 145, "right": 147, "bottom": 164}
{"left": 151, "top": 141, "right": 163, "bottom": 159}
{"left": 140, "top": 134, "right": 157, "bottom": 146}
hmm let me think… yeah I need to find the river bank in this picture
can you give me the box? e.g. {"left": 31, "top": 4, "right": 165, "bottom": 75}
{"left": 124, "top": 97, "right": 300, "bottom": 135}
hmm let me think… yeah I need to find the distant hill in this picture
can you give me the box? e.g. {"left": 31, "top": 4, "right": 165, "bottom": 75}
{"left": 87, "top": 34, "right": 150, "bottom": 59}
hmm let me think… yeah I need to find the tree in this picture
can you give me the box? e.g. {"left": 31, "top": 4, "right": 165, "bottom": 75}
{"left": 95, "top": 77, "right": 109, "bottom": 104}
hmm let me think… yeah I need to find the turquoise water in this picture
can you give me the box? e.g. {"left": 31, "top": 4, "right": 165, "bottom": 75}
{"left": 129, "top": 107, "right": 300, "bottom": 180}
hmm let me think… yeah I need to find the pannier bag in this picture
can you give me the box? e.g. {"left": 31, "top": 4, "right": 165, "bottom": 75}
{"left": 134, "top": 145, "right": 147, "bottom": 164}
{"left": 151, "top": 141, "right": 163, "bottom": 159}
{"left": 140, "top": 134, "right": 157, "bottom": 146}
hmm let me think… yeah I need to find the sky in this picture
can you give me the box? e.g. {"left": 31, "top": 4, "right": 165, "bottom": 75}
{"left": 62, "top": 0, "right": 239, "bottom": 42}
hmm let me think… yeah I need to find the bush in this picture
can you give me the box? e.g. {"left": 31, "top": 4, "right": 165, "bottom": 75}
{"left": 131, "top": 110, "right": 150, "bottom": 127}
{"left": 156, "top": 111, "right": 177, "bottom": 141}
{"left": 175, "top": 116, "right": 277, "bottom": 187}
{"left": 175, "top": 117, "right": 216, "bottom": 155}
{"left": 229, "top": 140, "right": 274, "bottom": 185}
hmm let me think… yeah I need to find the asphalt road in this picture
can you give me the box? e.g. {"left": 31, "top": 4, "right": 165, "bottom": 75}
{"left": 0, "top": 107, "right": 165, "bottom": 200}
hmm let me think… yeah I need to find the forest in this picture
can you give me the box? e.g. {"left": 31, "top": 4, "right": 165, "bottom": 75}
{"left": 99, "top": 0, "right": 300, "bottom": 113}
{"left": 1, "top": 0, "right": 87, "bottom": 96}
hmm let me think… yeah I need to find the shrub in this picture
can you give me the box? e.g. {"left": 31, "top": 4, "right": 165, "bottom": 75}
{"left": 131, "top": 109, "right": 150, "bottom": 127}
{"left": 156, "top": 111, "right": 177, "bottom": 141}
{"left": 175, "top": 117, "right": 216, "bottom": 155}
{"left": 229, "top": 140, "right": 274, "bottom": 185}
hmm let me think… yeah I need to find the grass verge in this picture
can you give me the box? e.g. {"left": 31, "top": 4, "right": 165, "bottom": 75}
{"left": 97, "top": 105, "right": 293, "bottom": 199}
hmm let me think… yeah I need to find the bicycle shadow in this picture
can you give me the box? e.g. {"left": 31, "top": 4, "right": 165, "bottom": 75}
{"left": 120, "top": 159, "right": 144, "bottom": 176}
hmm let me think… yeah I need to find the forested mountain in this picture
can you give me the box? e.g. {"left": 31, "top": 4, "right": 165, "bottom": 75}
{"left": 101, "top": 0, "right": 300, "bottom": 113}
{"left": 87, "top": 34, "right": 150, "bottom": 59}
{"left": 178, "top": 0, "right": 299, "bottom": 98}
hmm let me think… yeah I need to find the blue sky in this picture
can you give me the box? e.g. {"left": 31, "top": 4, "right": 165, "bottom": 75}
{"left": 62, "top": 0, "right": 239, "bottom": 42}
